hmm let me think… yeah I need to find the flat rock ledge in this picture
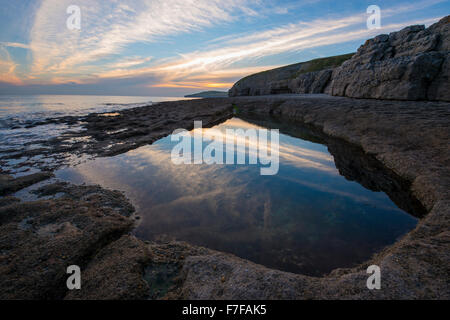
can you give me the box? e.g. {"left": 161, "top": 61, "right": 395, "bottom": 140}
{"left": 0, "top": 95, "right": 449, "bottom": 299}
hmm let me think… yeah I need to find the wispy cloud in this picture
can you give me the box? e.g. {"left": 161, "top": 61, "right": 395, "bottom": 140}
{"left": 0, "top": 42, "right": 30, "bottom": 49}
{"left": 0, "top": 46, "right": 22, "bottom": 85}
{"left": 106, "top": 56, "right": 152, "bottom": 69}
{"left": 28, "top": 0, "right": 259, "bottom": 79}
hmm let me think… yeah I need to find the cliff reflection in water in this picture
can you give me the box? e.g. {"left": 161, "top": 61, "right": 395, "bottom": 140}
{"left": 56, "top": 117, "right": 418, "bottom": 276}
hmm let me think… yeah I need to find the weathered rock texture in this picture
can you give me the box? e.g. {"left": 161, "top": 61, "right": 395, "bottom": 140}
{"left": 0, "top": 182, "right": 135, "bottom": 299}
{"left": 65, "top": 235, "right": 152, "bottom": 300}
{"left": 290, "top": 69, "right": 333, "bottom": 94}
{"left": 328, "top": 16, "right": 450, "bottom": 101}
{"left": 0, "top": 172, "right": 54, "bottom": 196}
{"left": 229, "top": 16, "right": 449, "bottom": 101}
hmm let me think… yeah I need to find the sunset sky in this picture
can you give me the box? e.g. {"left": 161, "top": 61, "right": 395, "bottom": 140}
{"left": 0, "top": 0, "right": 448, "bottom": 96}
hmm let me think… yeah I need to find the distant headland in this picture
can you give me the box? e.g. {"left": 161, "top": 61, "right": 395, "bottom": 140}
{"left": 184, "top": 91, "right": 228, "bottom": 98}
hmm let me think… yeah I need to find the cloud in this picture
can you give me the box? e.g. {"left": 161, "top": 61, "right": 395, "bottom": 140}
{"left": 106, "top": 56, "right": 152, "bottom": 69}
{"left": 28, "top": 0, "right": 259, "bottom": 79}
{"left": 144, "top": 65, "right": 281, "bottom": 89}
{"left": 0, "top": 46, "right": 22, "bottom": 85}
{"left": 0, "top": 42, "right": 30, "bottom": 49}
{"left": 149, "top": 82, "right": 235, "bottom": 89}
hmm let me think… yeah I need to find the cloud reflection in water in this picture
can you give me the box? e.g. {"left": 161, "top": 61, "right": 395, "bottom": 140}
{"left": 56, "top": 117, "right": 417, "bottom": 275}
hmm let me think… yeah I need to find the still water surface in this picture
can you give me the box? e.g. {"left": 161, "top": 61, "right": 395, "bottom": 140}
{"left": 56, "top": 117, "right": 417, "bottom": 275}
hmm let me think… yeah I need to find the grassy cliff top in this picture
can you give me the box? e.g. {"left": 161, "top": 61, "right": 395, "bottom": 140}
{"left": 236, "top": 53, "right": 354, "bottom": 85}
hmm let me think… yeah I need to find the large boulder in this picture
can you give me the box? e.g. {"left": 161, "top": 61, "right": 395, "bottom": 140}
{"left": 329, "top": 16, "right": 450, "bottom": 101}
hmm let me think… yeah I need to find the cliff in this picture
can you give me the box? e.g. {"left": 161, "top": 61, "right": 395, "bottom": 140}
{"left": 229, "top": 15, "right": 450, "bottom": 101}
{"left": 228, "top": 53, "right": 353, "bottom": 96}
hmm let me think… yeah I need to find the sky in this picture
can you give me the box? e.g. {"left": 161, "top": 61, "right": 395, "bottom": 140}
{"left": 0, "top": 0, "right": 448, "bottom": 96}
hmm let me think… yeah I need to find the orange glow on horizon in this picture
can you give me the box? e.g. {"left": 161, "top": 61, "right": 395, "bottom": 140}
{"left": 149, "top": 81, "right": 233, "bottom": 89}
{"left": 205, "top": 83, "right": 233, "bottom": 88}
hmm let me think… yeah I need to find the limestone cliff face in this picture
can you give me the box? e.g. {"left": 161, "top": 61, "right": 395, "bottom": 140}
{"left": 328, "top": 16, "right": 449, "bottom": 101}
{"left": 229, "top": 16, "right": 449, "bottom": 101}
{"left": 290, "top": 69, "right": 333, "bottom": 94}
{"left": 228, "top": 62, "right": 304, "bottom": 96}
{"left": 228, "top": 54, "right": 353, "bottom": 97}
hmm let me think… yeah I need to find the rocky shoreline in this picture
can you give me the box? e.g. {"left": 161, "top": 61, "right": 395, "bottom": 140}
{"left": 1, "top": 94, "right": 449, "bottom": 299}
